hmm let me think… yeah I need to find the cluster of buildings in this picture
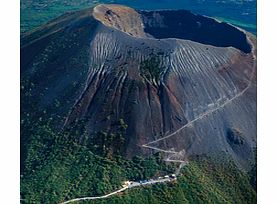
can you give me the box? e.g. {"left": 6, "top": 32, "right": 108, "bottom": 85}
{"left": 122, "top": 174, "right": 177, "bottom": 188}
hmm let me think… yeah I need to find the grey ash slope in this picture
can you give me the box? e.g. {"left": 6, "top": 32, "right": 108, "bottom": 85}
{"left": 21, "top": 4, "right": 256, "bottom": 168}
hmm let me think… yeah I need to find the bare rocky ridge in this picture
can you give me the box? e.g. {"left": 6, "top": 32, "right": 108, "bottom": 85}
{"left": 93, "top": 4, "right": 147, "bottom": 37}
{"left": 21, "top": 4, "right": 256, "bottom": 169}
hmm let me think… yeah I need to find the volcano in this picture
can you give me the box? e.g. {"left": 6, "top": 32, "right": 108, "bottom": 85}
{"left": 21, "top": 4, "right": 256, "bottom": 169}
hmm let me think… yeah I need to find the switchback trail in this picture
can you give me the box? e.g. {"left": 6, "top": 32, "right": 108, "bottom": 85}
{"left": 60, "top": 32, "right": 256, "bottom": 204}
{"left": 142, "top": 34, "right": 256, "bottom": 153}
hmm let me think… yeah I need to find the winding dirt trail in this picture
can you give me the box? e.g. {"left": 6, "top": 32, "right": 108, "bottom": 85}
{"left": 60, "top": 177, "right": 175, "bottom": 204}
{"left": 60, "top": 187, "right": 128, "bottom": 204}
{"left": 60, "top": 32, "right": 256, "bottom": 204}
{"left": 142, "top": 33, "right": 256, "bottom": 157}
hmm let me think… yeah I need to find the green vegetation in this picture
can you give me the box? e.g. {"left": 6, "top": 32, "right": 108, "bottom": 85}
{"left": 140, "top": 54, "right": 166, "bottom": 83}
{"left": 249, "top": 148, "right": 257, "bottom": 191}
{"left": 21, "top": 2, "right": 256, "bottom": 204}
{"left": 20, "top": 121, "right": 175, "bottom": 204}
{"left": 21, "top": 117, "right": 256, "bottom": 204}
{"left": 20, "top": 48, "right": 256, "bottom": 204}
{"left": 20, "top": 50, "right": 256, "bottom": 204}
{"left": 21, "top": 0, "right": 105, "bottom": 33}
{"left": 90, "top": 156, "right": 256, "bottom": 204}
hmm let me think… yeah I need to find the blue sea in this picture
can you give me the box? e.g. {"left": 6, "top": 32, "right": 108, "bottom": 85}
{"left": 21, "top": 0, "right": 257, "bottom": 35}
{"left": 105, "top": 0, "right": 257, "bottom": 34}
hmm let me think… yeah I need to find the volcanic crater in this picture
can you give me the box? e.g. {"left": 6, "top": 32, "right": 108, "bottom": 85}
{"left": 21, "top": 4, "right": 257, "bottom": 169}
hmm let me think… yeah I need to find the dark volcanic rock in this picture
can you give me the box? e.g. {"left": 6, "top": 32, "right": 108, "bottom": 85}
{"left": 140, "top": 10, "right": 252, "bottom": 53}
{"left": 227, "top": 128, "right": 245, "bottom": 145}
{"left": 21, "top": 4, "right": 257, "bottom": 168}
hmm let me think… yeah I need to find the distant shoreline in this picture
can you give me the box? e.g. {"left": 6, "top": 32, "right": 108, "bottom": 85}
{"left": 213, "top": 16, "right": 256, "bottom": 35}
{"left": 20, "top": 1, "right": 257, "bottom": 35}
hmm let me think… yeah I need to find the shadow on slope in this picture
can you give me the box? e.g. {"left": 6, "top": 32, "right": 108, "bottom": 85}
{"left": 141, "top": 10, "right": 251, "bottom": 53}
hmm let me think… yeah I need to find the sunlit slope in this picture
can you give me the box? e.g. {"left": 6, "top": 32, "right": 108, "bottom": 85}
{"left": 21, "top": 4, "right": 256, "bottom": 169}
